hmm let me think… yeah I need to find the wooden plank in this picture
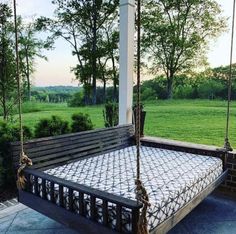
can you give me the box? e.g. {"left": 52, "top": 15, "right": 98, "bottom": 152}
{"left": 24, "top": 168, "right": 142, "bottom": 209}
{"left": 29, "top": 136, "right": 124, "bottom": 163}
{"left": 141, "top": 137, "right": 226, "bottom": 158}
{"left": 31, "top": 142, "right": 131, "bottom": 170}
{"left": 12, "top": 130, "right": 131, "bottom": 158}
{"left": 18, "top": 190, "right": 118, "bottom": 234}
{"left": 150, "top": 170, "right": 228, "bottom": 234}
{"left": 12, "top": 125, "right": 134, "bottom": 168}
{"left": 11, "top": 124, "right": 134, "bottom": 150}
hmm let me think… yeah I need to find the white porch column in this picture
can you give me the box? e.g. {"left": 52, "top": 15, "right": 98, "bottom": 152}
{"left": 119, "top": 0, "right": 135, "bottom": 125}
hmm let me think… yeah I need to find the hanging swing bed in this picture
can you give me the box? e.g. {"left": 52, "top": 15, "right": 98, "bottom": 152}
{"left": 10, "top": 0, "right": 235, "bottom": 233}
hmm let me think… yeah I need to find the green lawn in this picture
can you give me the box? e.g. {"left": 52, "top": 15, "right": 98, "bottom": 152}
{"left": 10, "top": 99, "right": 236, "bottom": 148}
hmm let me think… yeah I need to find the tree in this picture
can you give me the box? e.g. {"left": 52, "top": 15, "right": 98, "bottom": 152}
{"left": 0, "top": 4, "right": 17, "bottom": 120}
{"left": 18, "top": 17, "right": 52, "bottom": 101}
{"left": 36, "top": 0, "right": 119, "bottom": 105}
{"left": 142, "top": 0, "right": 226, "bottom": 98}
{"left": 97, "top": 21, "right": 119, "bottom": 102}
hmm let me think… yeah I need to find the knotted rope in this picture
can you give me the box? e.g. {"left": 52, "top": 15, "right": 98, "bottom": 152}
{"left": 13, "top": 0, "right": 32, "bottom": 189}
{"left": 135, "top": 0, "right": 150, "bottom": 233}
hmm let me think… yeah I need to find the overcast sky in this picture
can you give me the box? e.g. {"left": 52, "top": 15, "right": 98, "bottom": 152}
{"left": 11, "top": 0, "right": 236, "bottom": 86}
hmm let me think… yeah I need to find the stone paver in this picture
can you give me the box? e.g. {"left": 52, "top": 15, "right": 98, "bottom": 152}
{"left": 0, "top": 194, "right": 236, "bottom": 234}
{"left": 0, "top": 198, "right": 18, "bottom": 211}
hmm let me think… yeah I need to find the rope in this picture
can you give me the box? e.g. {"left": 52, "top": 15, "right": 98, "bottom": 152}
{"left": 135, "top": 0, "right": 150, "bottom": 233}
{"left": 224, "top": 0, "right": 236, "bottom": 151}
{"left": 13, "top": 0, "right": 32, "bottom": 189}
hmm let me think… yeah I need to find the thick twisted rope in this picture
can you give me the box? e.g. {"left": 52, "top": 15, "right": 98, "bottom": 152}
{"left": 224, "top": 0, "right": 236, "bottom": 151}
{"left": 135, "top": 0, "right": 150, "bottom": 233}
{"left": 13, "top": 0, "right": 32, "bottom": 189}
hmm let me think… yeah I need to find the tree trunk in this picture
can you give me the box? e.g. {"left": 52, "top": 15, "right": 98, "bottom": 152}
{"left": 167, "top": 72, "right": 174, "bottom": 99}
{"left": 92, "top": 0, "right": 97, "bottom": 105}
{"left": 103, "top": 80, "right": 106, "bottom": 103}
{"left": 111, "top": 53, "right": 117, "bottom": 101}
{"left": 2, "top": 88, "right": 7, "bottom": 120}
{"left": 26, "top": 52, "right": 31, "bottom": 101}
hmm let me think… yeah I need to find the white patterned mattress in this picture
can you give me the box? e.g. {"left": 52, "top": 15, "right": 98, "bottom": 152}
{"left": 42, "top": 146, "right": 222, "bottom": 231}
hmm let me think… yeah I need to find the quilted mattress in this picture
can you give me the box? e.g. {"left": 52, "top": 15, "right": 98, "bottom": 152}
{"left": 42, "top": 146, "right": 222, "bottom": 231}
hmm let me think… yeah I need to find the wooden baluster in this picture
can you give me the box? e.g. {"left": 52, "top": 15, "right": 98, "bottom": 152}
{"left": 102, "top": 200, "right": 108, "bottom": 226}
{"left": 132, "top": 208, "right": 140, "bottom": 234}
{"left": 90, "top": 195, "right": 96, "bottom": 220}
{"left": 79, "top": 192, "right": 84, "bottom": 216}
{"left": 34, "top": 176, "right": 39, "bottom": 196}
{"left": 68, "top": 188, "right": 73, "bottom": 212}
{"left": 59, "top": 185, "right": 64, "bottom": 207}
{"left": 42, "top": 179, "right": 47, "bottom": 200}
{"left": 25, "top": 173, "right": 31, "bottom": 192}
{"left": 116, "top": 204, "right": 122, "bottom": 232}
{"left": 50, "top": 181, "right": 55, "bottom": 203}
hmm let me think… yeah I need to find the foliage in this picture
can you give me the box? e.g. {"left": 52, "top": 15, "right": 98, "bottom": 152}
{"left": 140, "top": 64, "right": 236, "bottom": 101}
{"left": 34, "top": 115, "right": 70, "bottom": 138}
{"left": 71, "top": 113, "right": 94, "bottom": 132}
{"left": 103, "top": 102, "right": 118, "bottom": 127}
{"left": 18, "top": 16, "right": 52, "bottom": 101}
{"left": 0, "top": 121, "right": 32, "bottom": 188}
{"left": 0, "top": 3, "right": 17, "bottom": 120}
{"left": 36, "top": 0, "right": 119, "bottom": 105}
{"left": 68, "top": 91, "right": 84, "bottom": 107}
{"left": 142, "top": 0, "right": 227, "bottom": 98}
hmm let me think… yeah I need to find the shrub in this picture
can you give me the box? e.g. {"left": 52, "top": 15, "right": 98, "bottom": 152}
{"left": 103, "top": 102, "right": 118, "bottom": 127}
{"left": 68, "top": 91, "right": 85, "bottom": 107}
{"left": 34, "top": 115, "right": 70, "bottom": 138}
{"left": 71, "top": 113, "right": 94, "bottom": 132}
{"left": 0, "top": 121, "right": 32, "bottom": 189}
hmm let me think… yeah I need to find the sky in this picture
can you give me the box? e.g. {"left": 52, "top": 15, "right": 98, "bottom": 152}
{"left": 10, "top": 0, "right": 236, "bottom": 86}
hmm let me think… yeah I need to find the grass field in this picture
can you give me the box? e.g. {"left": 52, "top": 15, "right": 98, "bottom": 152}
{"left": 8, "top": 99, "right": 236, "bottom": 148}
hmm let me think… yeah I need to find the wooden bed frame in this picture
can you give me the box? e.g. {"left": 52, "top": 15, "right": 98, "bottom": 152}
{"left": 11, "top": 124, "right": 228, "bottom": 234}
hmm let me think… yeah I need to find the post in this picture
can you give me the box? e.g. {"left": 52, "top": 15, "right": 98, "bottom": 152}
{"left": 119, "top": 0, "right": 135, "bottom": 125}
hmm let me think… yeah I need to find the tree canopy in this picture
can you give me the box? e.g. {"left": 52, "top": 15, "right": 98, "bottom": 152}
{"left": 142, "top": 0, "right": 227, "bottom": 98}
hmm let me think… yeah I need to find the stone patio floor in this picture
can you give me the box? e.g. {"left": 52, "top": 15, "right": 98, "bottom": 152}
{"left": 0, "top": 194, "right": 236, "bottom": 234}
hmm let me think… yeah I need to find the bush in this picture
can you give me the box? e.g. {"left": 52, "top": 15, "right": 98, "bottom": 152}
{"left": 103, "top": 102, "right": 118, "bottom": 128}
{"left": 0, "top": 121, "right": 32, "bottom": 189}
{"left": 68, "top": 91, "right": 85, "bottom": 107}
{"left": 71, "top": 113, "right": 94, "bottom": 132}
{"left": 34, "top": 115, "right": 70, "bottom": 138}
{"left": 198, "top": 80, "right": 226, "bottom": 99}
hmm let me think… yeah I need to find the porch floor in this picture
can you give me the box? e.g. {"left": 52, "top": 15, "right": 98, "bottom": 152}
{"left": 0, "top": 194, "right": 236, "bottom": 234}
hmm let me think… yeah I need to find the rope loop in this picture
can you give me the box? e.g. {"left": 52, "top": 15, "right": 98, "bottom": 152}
{"left": 16, "top": 152, "right": 32, "bottom": 190}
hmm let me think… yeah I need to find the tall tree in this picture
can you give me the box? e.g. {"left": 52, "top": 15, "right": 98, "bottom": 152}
{"left": 142, "top": 0, "right": 226, "bottom": 98}
{"left": 0, "top": 3, "right": 17, "bottom": 120}
{"left": 18, "top": 17, "right": 52, "bottom": 101}
{"left": 36, "top": 0, "right": 119, "bottom": 105}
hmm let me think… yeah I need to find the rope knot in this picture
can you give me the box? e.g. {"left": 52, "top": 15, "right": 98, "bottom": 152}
{"left": 16, "top": 152, "right": 32, "bottom": 190}
{"left": 135, "top": 179, "right": 151, "bottom": 234}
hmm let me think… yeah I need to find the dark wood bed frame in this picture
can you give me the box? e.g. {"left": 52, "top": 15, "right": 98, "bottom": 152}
{"left": 11, "top": 124, "right": 228, "bottom": 234}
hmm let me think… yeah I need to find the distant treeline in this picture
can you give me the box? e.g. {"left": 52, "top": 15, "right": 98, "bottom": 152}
{"left": 29, "top": 64, "right": 236, "bottom": 107}
{"left": 139, "top": 64, "right": 236, "bottom": 101}
{"left": 30, "top": 86, "right": 81, "bottom": 103}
